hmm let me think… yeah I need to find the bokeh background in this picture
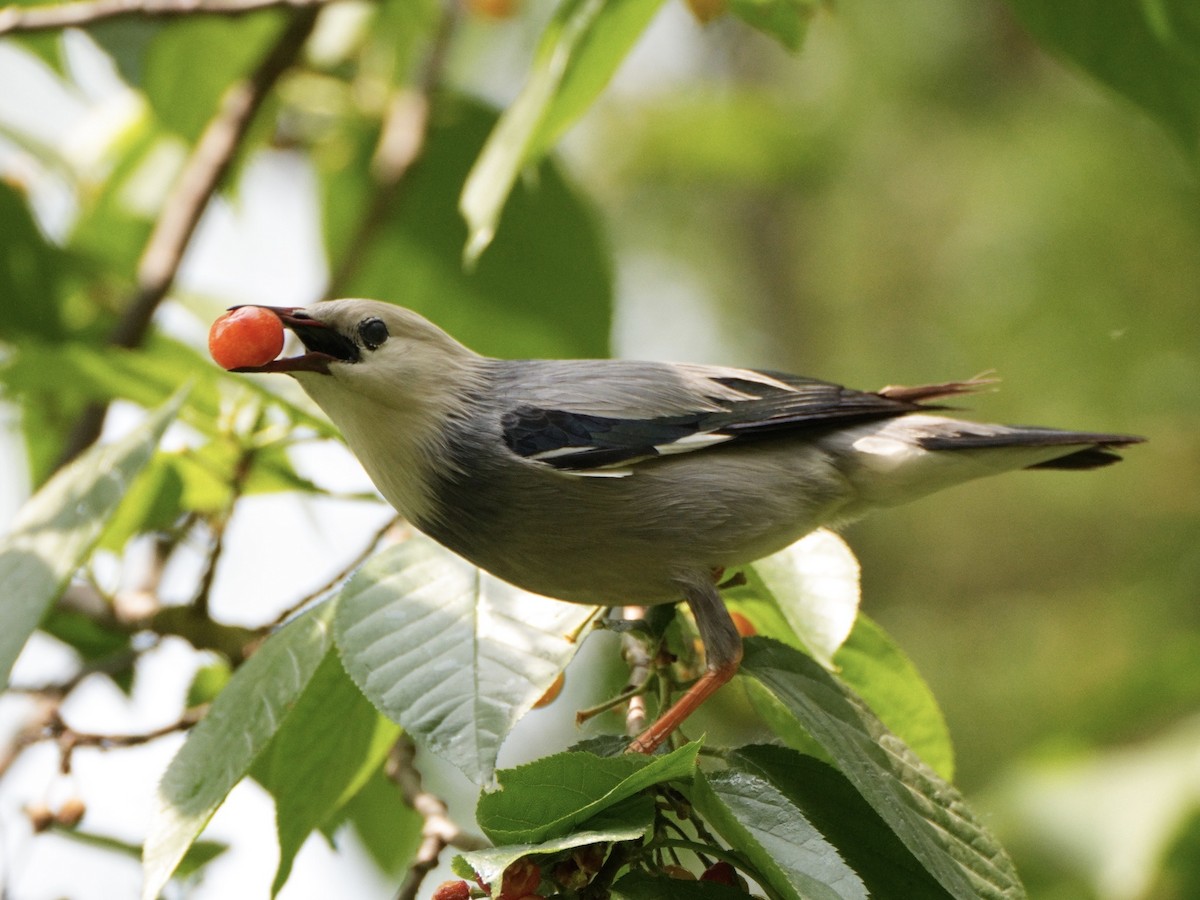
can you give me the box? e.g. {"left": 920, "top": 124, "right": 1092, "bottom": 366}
{"left": 1, "top": 0, "right": 1197, "bottom": 897}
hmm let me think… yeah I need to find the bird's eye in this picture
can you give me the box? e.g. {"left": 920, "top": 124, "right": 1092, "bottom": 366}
{"left": 359, "top": 317, "right": 389, "bottom": 351}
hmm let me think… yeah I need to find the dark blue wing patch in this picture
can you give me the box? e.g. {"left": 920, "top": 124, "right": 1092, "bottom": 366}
{"left": 501, "top": 370, "right": 927, "bottom": 472}
{"left": 502, "top": 407, "right": 704, "bottom": 469}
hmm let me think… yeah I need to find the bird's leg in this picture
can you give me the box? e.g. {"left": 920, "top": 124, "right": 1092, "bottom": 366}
{"left": 626, "top": 577, "right": 742, "bottom": 754}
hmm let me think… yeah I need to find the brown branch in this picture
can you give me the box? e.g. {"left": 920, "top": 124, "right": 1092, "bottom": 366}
{"left": 55, "top": 708, "right": 205, "bottom": 773}
{"left": 55, "top": 6, "right": 322, "bottom": 470}
{"left": 325, "top": 0, "right": 459, "bottom": 298}
{"left": 0, "top": 0, "right": 329, "bottom": 36}
{"left": 386, "top": 734, "right": 486, "bottom": 900}
{"left": 0, "top": 697, "right": 59, "bottom": 782}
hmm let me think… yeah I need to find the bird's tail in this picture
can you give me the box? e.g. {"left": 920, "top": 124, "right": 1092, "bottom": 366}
{"left": 915, "top": 426, "right": 1144, "bottom": 470}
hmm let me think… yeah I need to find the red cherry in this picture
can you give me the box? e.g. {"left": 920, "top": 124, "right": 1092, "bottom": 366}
{"left": 209, "top": 307, "right": 285, "bottom": 370}
{"left": 498, "top": 858, "right": 541, "bottom": 899}
{"left": 431, "top": 881, "right": 471, "bottom": 900}
{"left": 700, "top": 861, "right": 738, "bottom": 885}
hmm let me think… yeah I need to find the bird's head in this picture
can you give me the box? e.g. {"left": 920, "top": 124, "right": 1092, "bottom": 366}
{"left": 232, "top": 299, "right": 480, "bottom": 412}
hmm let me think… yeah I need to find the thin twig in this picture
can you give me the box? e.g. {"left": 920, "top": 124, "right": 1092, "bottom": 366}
{"left": 191, "top": 435, "right": 261, "bottom": 616}
{"left": 56, "top": 6, "right": 322, "bottom": 469}
{"left": 325, "top": 0, "right": 459, "bottom": 298}
{"left": 56, "top": 708, "right": 205, "bottom": 773}
{"left": 386, "top": 734, "right": 486, "bottom": 900}
{"left": 0, "top": 0, "right": 329, "bottom": 35}
{"left": 0, "top": 697, "right": 60, "bottom": 782}
{"left": 620, "top": 606, "right": 651, "bottom": 737}
{"left": 264, "top": 515, "right": 401, "bottom": 631}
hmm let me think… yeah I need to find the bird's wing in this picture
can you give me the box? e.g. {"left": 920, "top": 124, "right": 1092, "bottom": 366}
{"left": 496, "top": 361, "right": 978, "bottom": 474}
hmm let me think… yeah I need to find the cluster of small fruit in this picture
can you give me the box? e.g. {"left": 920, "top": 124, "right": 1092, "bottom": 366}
{"left": 432, "top": 847, "right": 747, "bottom": 899}
{"left": 25, "top": 797, "right": 86, "bottom": 832}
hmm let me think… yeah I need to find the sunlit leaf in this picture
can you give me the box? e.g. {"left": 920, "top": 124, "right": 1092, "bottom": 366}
{"left": 741, "top": 639, "right": 1025, "bottom": 899}
{"left": 141, "top": 601, "right": 336, "bottom": 900}
{"left": 833, "top": 615, "right": 954, "bottom": 781}
{"left": 728, "top": 746, "right": 953, "bottom": 899}
{"left": 476, "top": 742, "right": 699, "bottom": 845}
{"left": 334, "top": 533, "right": 600, "bottom": 783}
{"left": 321, "top": 96, "right": 612, "bottom": 359}
{"left": 693, "top": 762, "right": 866, "bottom": 900}
{"left": 254, "top": 649, "right": 400, "bottom": 896}
{"left": 460, "top": 0, "right": 665, "bottom": 261}
{"left": 3, "top": 335, "right": 335, "bottom": 440}
{"left": 734, "top": 528, "right": 860, "bottom": 669}
{"left": 97, "top": 455, "right": 185, "bottom": 552}
{"left": 728, "top": 554, "right": 953, "bottom": 781}
{"left": 728, "top": 0, "right": 817, "bottom": 51}
{"left": 0, "top": 392, "right": 183, "bottom": 689}
{"left": 453, "top": 824, "right": 651, "bottom": 889}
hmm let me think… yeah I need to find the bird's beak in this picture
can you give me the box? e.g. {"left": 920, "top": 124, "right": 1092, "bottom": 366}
{"left": 229, "top": 306, "right": 360, "bottom": 375}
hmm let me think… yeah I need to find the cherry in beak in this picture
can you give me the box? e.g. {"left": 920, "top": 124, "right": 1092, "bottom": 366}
{"left": 229, "top": 306, "right": 360, "bottom": 374}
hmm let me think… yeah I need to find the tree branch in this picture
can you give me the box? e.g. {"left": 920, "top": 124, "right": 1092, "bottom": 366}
{"left": 0, "top": 0, "right": 328, "bottom": 36}
{"left": 56, "top": 5, "right": 322, "bottom": 469}
{"left": 325, "top": 0, "right": 458, "bottom": 298}
{"left": 55, "top": 708, "right": 205, "bottom": 772}
{"left": 386, "top": 734, "right": 486, "bottom": 900}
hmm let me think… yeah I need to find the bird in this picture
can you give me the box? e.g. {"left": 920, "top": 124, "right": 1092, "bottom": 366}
{"left": 229, "top": 298, "right": 1142, "bottom": 753}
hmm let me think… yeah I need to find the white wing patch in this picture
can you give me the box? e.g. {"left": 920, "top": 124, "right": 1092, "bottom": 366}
{"left": 653, "top": 431, "right": 736, "bottom": 455}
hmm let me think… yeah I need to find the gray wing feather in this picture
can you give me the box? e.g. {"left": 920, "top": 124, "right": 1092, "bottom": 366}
{"left": 491, "top": 360, "right": 925, "bottom": 472}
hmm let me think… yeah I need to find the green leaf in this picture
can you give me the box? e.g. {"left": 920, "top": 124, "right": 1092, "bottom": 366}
{"left": 613, "top": 870, "right": 753, "bottom": 899}
{"left": 459, "top": 0, "right": 665, "bottom": 261}
{"left": 41, "top": 607, "right": 131, "bottom": 666}
{"left": 142, "top": 14, "right": 283, "bottom": 141}
{"left": 254, "top": 649, "right": 401, "bottom": 896}
{"left": 0, "top": 391, "right": 183, "bottom": 690}
{"left": 334, "top": 533, "right": 600, "bottom": 784}
{"left": 1155, "top": 807, "right": 1200, "bottom": 899}
{"left": 98, "top": 455, "right": 185, "bottom": 552}
{"left": 727, "top": 569, "right": 954, "bottom": 782}
{"left": 48, "top": 827, "right": 228, "bottom": 882}
{"left": 338, "top": 767, "right": 423, "bottom": 876}
{"left": 453, "top": 824, "right": 650, "bottom": 888}
{"left": 728, "top": 746, "right": 953, "bottom": 899}
{"left": 728, "top": 0, "right": 817, "bottom": 51}
{"left": 322, "top": 95, "right": 612, "bottom": 359}
{"left": 185, "top": 660, "right": 232, "bottom": 708}
{"left": 833, "top": 615, "right": 954, "bottom": 781}
{"left": 741, "top": 639, "right": 1025, "bottom": 899}
{"left": 476, "top": 742, "right": 700, "bottom": 845}
{"left": 141, "top": 600, "right": 336, "bottom": 900}
{"left": 1005, "top": 0, "right": 1200, "bottom": 154}
{"left": 692, "top": 765, "right": 867, "bottom": 900}
{"left": 3, "top": 335, "right": 335, "bottom": 442}
{"left": 0, "top": 182, "right": 70, "bottom": 339}
{"left": 731, "top": 528, "right": 861, "bottom": 669}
